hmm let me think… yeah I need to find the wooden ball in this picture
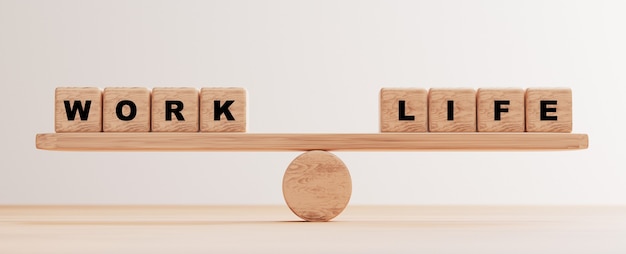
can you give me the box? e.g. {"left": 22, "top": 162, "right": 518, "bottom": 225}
{"left": 282, "top": 150, "right": 352, "bottom": 222}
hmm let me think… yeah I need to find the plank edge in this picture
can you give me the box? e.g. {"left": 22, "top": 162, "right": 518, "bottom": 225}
{"left": 34, "top": 133, "right": 589, "bottom": 151}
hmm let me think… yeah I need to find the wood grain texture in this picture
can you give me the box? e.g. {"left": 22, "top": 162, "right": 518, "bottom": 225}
{"left": 525, "top": 88, "right": 572, "bottom": 132}
{"left": 380, "top": 88, "right": 428, "bottom": 132}
{"left": 35, "top": 133, "right": 588, "bottom": 151}
{"left": 200, "top": 88, "right": 247, "bottom": 132}
{"left": 477, "top": 88, "right": 525, "bottom": 132}
{"left": 429, "top": 88, "right": 476, "bottom": 132}
{"left": 103, "top": 87, "right": 151, "bottom": 132}
{"left": 151, "top": 88, "right": 199, "bottom": 132}
{"left": 3, "top": 206, "right": 626, "bottom": 253}
{"left": 55, "top": 87, "right": 102, "bottom": 132}
{"left": 283, "top": 151, "right": 351, "bottom": 222}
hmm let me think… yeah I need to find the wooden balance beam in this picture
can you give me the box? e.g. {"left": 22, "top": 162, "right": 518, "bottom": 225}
{"left": 36, "top": 132, "right": 588, "bottom": 222}
{"left": 41, "top": 87, "right": 587, "bottom": 221}
{"left": 36, "top": 133, "right": 588, "bottom": 151}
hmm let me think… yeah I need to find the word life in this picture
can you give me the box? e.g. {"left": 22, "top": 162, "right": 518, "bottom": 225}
{"left": 380, "top": 88, "right": 572, "bottom": 132}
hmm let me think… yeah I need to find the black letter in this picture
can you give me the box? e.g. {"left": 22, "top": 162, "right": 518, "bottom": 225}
{"left": 165, "top": 101, "right": 185, "bottom": 121}
{"left": 214, "top": 100, "right": 235, "bottom": 120}
{"left": 398, "top": 100, "right": 415, "bottom": 121}
{"left": 116, "top": 100, "right": 137, "bottom": 121}
{"left": 540, "top": 100, "right": 558, "bottom": 120}
{"left": 447, "top": 100, "right": 454, "bottom": 121}
{"left": 64, "top": 100, "right": 91, "bottom": 121}
{"left": 494, "top": 100, "right": 510, "bottom": 121}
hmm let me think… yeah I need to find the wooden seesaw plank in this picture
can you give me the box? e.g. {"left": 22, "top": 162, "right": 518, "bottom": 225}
{"left": 35, "top": 133, "right": 588, "bottom": 151}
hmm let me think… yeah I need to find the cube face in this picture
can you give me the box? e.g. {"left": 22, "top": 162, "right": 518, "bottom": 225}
{"left": 55, "top": 87, "right": 102, "bottom": 132}
{"left": 525, "top": 88, "right": 572, "bottom": 132}
{"left": 477, "top": 88, "right": 525, "bottom": 132}
{"left": 380, "top": 88, "right": 428, "bottom": 132}
{"left": 428, "top": 88, "right": 476, "bottom": 132}
{"left": 103, "top": 87, "right": 151, "bottom": 132}
{"left": 200, "top": 88, "right": 247, "bottom": 132}
{"left": 151, "top": 88, "right": 199, "bottom": 132}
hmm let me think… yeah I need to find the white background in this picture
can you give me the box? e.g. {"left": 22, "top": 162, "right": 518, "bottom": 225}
{"left": 1, "top": 0, "right": 624, "bottom": 205}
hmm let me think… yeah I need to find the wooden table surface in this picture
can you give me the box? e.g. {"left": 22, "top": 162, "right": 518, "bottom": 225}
{"left": 1, "top": 205, "right": 625, "bottom": 253}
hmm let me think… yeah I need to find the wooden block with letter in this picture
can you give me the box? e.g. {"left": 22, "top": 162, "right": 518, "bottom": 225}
{"left": 525, "top": 88, "right": 572, "bottom": 132}
{"left": 55, "top": 87, "right": 102, "bottom": 132}
{"left": 200, "top": 88, "right": 247, "bottom": 132}
{"left": 380, "top": 88, "right": 428, "bottom": 132}
{"left": 151, "top": 88, "right": 199, "bottom": 132}
{"left": 477, "top": 88, "right": 525, "bottom": 132}
{"left": 103, "top": 87, "right": 151, "bottom": 132}
{"left": 428, "top": 88, "right": 476, "bottom": 132}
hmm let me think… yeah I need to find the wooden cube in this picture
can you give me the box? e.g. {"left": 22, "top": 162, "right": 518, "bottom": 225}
{"left": 428, "top": 88, "right": 476, "bottom": 132}
{"left": 380, "top": 88, "right": 428, "bottom": 132}
{"left": 477, "top": 88, "right": 525, "bottom": 132}
{"left": 103, "top": 87, "right": 151, "bottom": 132}
{"left": 200, "top": 88, "right": 247, "bottom": 132}
{"left": 151, "top": 88, "right": 199, "bottom": 132}
{"left": 525, "top": 88, "right": 572, "bottom": 132}
{"left": 55, "top": 87, "right": 102, "bottom": 132}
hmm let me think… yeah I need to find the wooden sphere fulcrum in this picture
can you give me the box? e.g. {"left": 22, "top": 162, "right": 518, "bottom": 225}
{"left": 282, "top": 150, "right": 352, "bottom": 222}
